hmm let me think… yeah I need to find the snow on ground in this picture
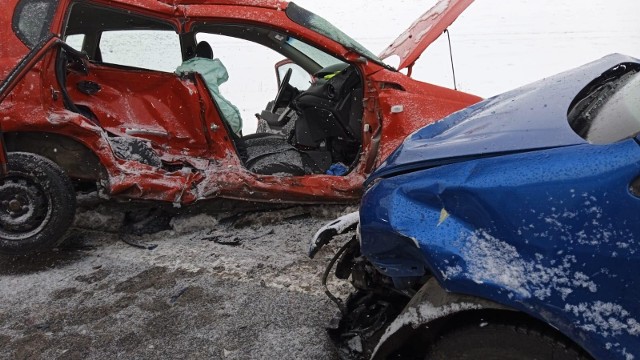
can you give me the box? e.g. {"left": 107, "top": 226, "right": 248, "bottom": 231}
{"left": 0, "top": 202, "right": 355, "bottom": 359}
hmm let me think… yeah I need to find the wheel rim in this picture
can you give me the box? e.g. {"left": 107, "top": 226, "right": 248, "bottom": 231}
{"left": 0, "top": 174, "right": 52, "bottom": 240}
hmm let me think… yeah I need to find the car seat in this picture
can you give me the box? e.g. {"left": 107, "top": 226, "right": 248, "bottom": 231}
{"left": 195, "top": 41, "right": 214, "bottom": 59}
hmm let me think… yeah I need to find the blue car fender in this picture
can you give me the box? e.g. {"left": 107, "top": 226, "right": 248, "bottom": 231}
{"left": 371, "top": 277, "right": 511, "bottom": 360}
{"left": 360, "top": 140, "right": 640, "bottom": 360}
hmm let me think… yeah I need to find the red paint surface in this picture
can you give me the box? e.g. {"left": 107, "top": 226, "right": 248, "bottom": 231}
{"left": 379, "top": 0, "right": 475, "bottom": 70}
{"left": 0, "top": 0, "right": 481, "bottom": 206}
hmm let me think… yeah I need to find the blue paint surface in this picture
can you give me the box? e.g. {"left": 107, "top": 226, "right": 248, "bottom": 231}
{"left": 359, "top": 55, "right": 640, "bottom": 359}
{"left": 368, "top": 54, "right": 639, "bottom": 185}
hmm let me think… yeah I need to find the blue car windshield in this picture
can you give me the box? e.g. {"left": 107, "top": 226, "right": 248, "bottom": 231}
{"left": 286, "top": 3, "right": 390, "bottom": 68}
{"left": 569, "top": 65, "right": 640, "bottom": 144}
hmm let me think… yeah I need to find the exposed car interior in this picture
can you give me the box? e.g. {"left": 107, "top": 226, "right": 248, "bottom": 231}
{"left": 62, "top": 2, "right": 364, "bottom": 177}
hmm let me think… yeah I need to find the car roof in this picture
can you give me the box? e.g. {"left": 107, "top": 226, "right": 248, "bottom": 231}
{"left": 108, "top": 0, "right": 287, "bottom": 10}
{"left": 64, "top": 0, "right": 289, "bottom": 34}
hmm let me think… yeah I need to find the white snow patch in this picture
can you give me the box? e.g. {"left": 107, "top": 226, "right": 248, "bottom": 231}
{"left": 458, "top": 230, "right": 597, "bottom": 300}
{"left": 564, "top": 301, "right": 640, "bottom": 338}
{"left": 604, "top": 343, "right": 637, "bottom": 360}
{"left": 623, "top": 348, "right": 636, "bottom": 360}
{"left": 47, "top": 113, "right": 72, "bottom": 125}
{"left": 442, "top": 265, "right": 462, "bottom": 280}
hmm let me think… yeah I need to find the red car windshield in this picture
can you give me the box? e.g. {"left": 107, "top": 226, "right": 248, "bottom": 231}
{"left": 286, "top": 2, "right": 389, "bottom": 68}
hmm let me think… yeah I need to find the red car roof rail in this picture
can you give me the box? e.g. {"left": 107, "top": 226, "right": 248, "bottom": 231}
{"left": 155, "top": 0, "right": 286, "bottom": 8}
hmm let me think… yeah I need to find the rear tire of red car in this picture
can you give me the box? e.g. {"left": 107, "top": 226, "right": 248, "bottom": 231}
{"left": 425, "top": 321, "right": 590, "bottom": 360}
{"left": 0, "top": 152, "right": 76, "bottom": 256}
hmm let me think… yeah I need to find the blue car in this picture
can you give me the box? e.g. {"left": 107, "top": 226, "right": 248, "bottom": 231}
{"left": 310, "top": 54, "right": 640, "bottom": 360}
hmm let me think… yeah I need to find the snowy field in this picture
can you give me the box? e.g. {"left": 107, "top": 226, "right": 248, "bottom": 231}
{"left": 1, "top": 1, "right": 640, "bottom": 359}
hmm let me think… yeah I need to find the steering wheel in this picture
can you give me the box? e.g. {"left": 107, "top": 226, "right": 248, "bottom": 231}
{"left": 272, "top": 67, "right": 293, "bottom": 111}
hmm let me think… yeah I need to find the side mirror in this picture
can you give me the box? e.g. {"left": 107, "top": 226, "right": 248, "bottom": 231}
{"left": 275, "top": 59, "right": 313, "bottom": 91}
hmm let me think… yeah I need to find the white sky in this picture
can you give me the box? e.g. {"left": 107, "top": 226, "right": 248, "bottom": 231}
{"left": 194, "top": 0, "right": 640, "bottom": 133}
{"left": 294, "top": 0, "right": 640, "bottom": 96}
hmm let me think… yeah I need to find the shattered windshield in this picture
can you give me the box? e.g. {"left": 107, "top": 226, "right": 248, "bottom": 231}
{"left": 286, "top": 37, "right": 342, "bottom": 68}
{"left": 286, "top": 3, "right": 388, "bottom": 68}
{"left": 569, "top": 65, "right": 640, "bottom": 144}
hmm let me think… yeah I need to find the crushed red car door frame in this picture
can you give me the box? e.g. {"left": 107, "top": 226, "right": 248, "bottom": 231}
{"left": 0, "top": 0, "right": 479, "bottom": 205}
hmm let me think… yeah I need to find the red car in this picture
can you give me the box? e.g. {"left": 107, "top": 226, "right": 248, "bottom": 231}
{"left": 0, "top": 0, "right": 480, "bottom": 255}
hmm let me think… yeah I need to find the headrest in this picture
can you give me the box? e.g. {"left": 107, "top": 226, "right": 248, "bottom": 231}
{"left": 195, "top": 41, "right": 213, "bottom": 59}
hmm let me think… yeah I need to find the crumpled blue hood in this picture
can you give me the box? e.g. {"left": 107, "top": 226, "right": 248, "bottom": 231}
{"left": 369, "top": 54, "right": 640, "bottom": 183}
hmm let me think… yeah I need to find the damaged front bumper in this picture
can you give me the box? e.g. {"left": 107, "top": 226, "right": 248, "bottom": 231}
{"left": 308, "top": 211, "right": 360, "bottom": 259}
{"left": 310, "top": 214, "right": 419, "bottom": 360}
{"left": 327, "top": 285, "right": 410, "bottom": 360}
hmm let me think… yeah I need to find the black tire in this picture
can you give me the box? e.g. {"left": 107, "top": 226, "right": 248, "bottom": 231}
{"left": 425, "top": 322, "right": 589, "bottom": 360}
{"left": 0, "top": 152, "right": 76, "bottom": 255}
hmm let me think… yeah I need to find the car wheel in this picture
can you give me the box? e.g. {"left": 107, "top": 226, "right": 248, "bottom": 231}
{"left": 0, "top": 152, "right": 76, "bottom": 255}
{"left": 425, "top": 322, "right": 589, "bottom": 360}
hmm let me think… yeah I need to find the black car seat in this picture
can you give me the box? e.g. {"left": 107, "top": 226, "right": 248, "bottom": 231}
{"left": 195, "top": 41, "right": 213, "bottom": 59}
{"left": 242, "top": 65, "right": 363, "bottom": 175}
{"left": 290, "top": 65, "right": 363, "bottom": 166}
{"left": 241, "top": 133, "right": 323, "bottom": 176}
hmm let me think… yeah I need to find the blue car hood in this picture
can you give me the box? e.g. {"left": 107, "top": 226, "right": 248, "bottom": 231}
{"left": 369, "top": 54, "right": 639, "bottom": 182}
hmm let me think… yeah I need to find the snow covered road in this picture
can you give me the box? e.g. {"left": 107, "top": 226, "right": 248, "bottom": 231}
{"left": 0, "top": 204, "right": 355, "bottom": 359}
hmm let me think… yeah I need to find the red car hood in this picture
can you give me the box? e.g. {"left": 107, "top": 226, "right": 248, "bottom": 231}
{"left": 379, "top": 0, "right": 474, "bottom": 71}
